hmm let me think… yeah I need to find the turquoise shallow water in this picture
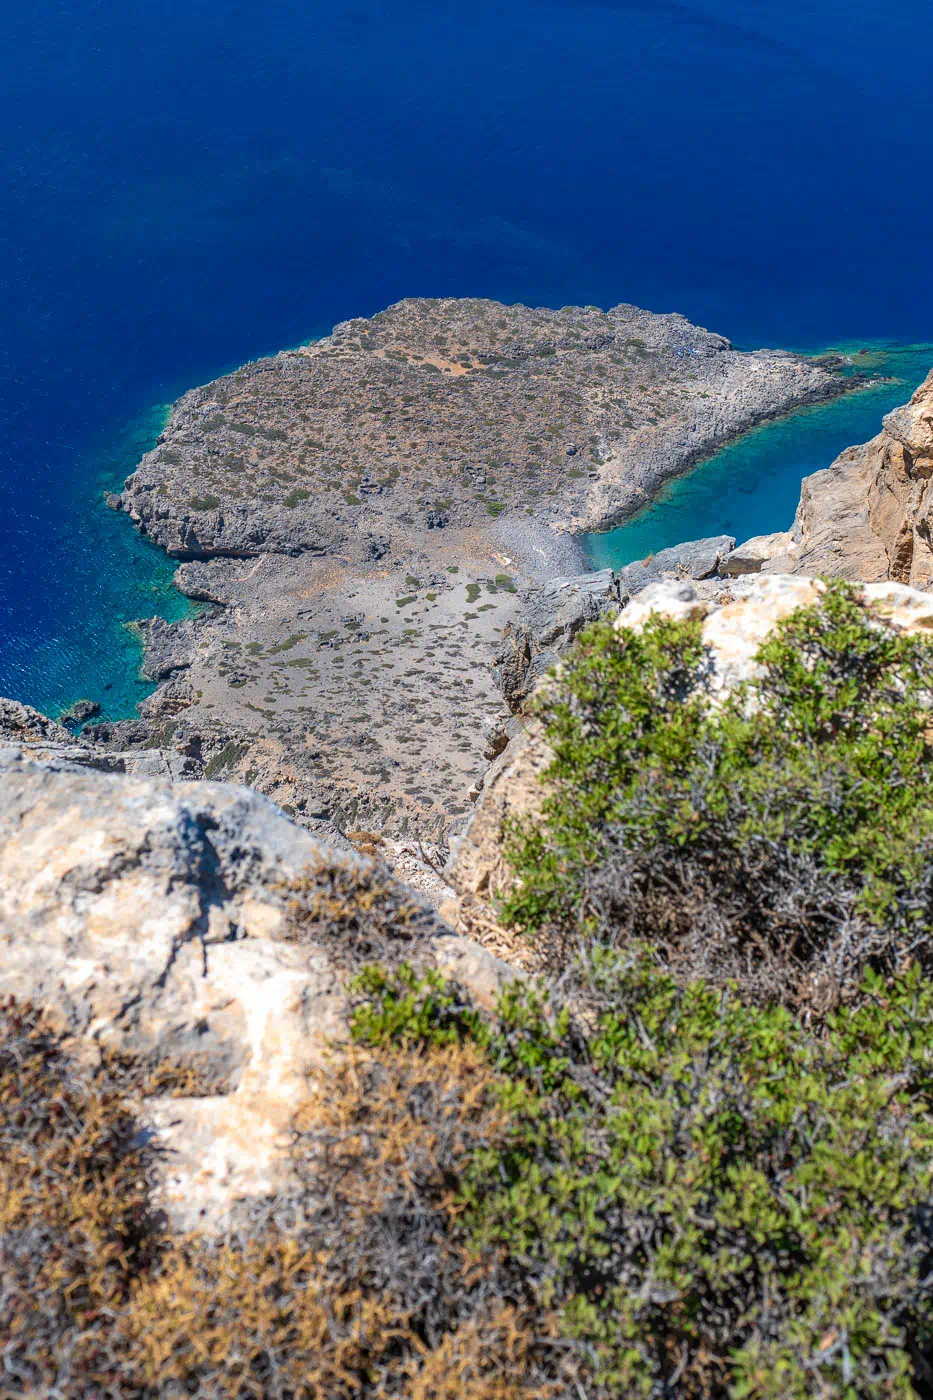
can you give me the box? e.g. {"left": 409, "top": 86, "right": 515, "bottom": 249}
{"left": 5, "top": 407, "right": 195, "bottom": 724}
{"left": 585, "top": 346, "right": 933, "bottom": 572}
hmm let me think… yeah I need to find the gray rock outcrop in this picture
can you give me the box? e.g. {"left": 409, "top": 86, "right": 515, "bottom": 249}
{"left": 0, "top": 696, "right": 202, "bottom": 781}
{"left": 492, "top": 538, "right": 738, "bottom": 714}
{"left": 616, "top": 534, "right": 736, "bottom": 592}
{"left": 0, "top": 753, "right": 516, "bottom": 1229}
{"left": 494, "top": 569, "right": 620, "bottom": 712}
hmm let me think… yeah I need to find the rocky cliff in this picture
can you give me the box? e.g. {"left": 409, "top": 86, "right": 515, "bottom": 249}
{"left": 731, "top": 369, "right": 933, "bottom": 584}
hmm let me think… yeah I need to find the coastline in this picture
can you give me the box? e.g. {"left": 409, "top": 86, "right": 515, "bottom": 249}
{"left": 584, "top": 344, "right": 933, "bottom": 571}
{"left": 80, "top": 297, "right": 861, "bottom": 838}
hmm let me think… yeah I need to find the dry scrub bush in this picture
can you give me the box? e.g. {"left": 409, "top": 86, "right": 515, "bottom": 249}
{"left": 0, "top": 998, "right": 161, "bottom": 1395}
{"left": 281, "top": 856, "right": 441, "bottom": 970}
{"left": 0, "top": 998, "right": 577, "bottom": 1398}
{"left": 121, "top": 1239, "right": 408, "bottom": 1399}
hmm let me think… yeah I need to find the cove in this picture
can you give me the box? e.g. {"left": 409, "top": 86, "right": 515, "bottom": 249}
{"left": 585, "top": 346, "right": 933, "bottom": 572}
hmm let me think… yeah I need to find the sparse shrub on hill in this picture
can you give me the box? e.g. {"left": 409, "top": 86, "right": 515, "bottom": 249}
{"left": 502, "top": 580, "right": 933, "bottom": 1008}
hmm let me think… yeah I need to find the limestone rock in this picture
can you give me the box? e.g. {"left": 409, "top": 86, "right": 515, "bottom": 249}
{"left": 618, "top": 573, "right": 933, "bottom": 689}
{"left": 0, "top": 752, "right": 515, "bottom": 1229}
{"left": 0, "top": 696, "right": 77, "bottom": 747}
{"left": 59, "top": 698, "right": 101, "bottom": 726}
{"left": 613, "top": 578, "right": 714, "bottom": 632}
{"left": 449, "top": 718, "right": 552, "bottom": 902}
{"left": 771, "top": 369, "right": 933, "bottom": 585}
{"left": 430, "top": 933, "right": 520, "bottom": 1010}
{"left": 719, "top": 531, "right": 794, "bottom": 575}
{"left": 617, "top": 535, "right": 736, "bottom": 594}
{"left": 0, "top": 696, "right": 203, "bottom": 781}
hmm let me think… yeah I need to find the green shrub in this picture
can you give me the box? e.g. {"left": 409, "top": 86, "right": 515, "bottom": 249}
{"left": 187, "top": 494, "right": 221, "bottom": 511}
{"left": 354, "top": 955, "right": 933, "bottom": 1397}
{"left": 284, "top": 487, "right": 311, "bottom": 507}
{"left": 204, "top": 739, "right": 250, "bottom": 778}
{"left": 503, "top": 582, "right": 933, "bottom": 1006}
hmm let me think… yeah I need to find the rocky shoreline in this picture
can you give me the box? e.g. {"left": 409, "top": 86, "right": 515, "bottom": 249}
{"left": 114, "top": 297, "right": 854, "bottom": 557}
{"left": 84, "top": 297, "right": 863, "bottom": 844}
{"left": 742, "top": 367, "right": 933, "bottom": 586}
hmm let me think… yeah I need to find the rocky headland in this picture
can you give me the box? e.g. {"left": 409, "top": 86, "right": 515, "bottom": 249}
{"left": 93, "top": 297, "right": 855, "bottom": 846}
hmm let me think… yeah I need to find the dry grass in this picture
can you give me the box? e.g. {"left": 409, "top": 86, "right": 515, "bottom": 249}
{"left": 280, "top": 857, "right": 442, "bottom": 970}
{"left": 0, "top": 998, "right": 161, "bottom": 1395}
{"left": 0, "top": 998, "right": 581, "bottom": 1398}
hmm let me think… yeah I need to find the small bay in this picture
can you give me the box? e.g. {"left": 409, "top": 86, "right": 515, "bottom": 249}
{"left": 585, "top": 346, "right": 933, "bottom": 571}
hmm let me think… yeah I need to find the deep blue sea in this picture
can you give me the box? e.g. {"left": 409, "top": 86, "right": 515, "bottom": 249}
{"left": 2, "top": 0, "right": 932, "bottom": 719}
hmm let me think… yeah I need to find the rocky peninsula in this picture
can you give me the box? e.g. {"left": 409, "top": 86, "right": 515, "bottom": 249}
{"left": 97, "top": 297, "right": 854, "bottom": 844}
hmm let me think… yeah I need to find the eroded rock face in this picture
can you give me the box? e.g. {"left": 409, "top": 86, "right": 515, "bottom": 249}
{"left": 494, "top": 569, "right": 619, "bottom": 713}
{"left": 760, "top": 369, "right": 933, "bottom": 585}
{"left": 492, "top": 540, "right": 739, "bottom": 716}
{"left": 865, "top": 372, "right": 933, "bottom": 586}
{"left": 0, "top": 753, "right": 516, "bottom": 1229}
{"left": 617, "top": 535, "right": 735, "bottom": 593}
{"left": 0, "top": 697, "right": 79, "bottom": 747}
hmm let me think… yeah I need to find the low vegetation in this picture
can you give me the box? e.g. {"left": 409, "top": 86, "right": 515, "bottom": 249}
{"left": 8, "top": 582, "right": 933, "bottom": 1395}
{"left": 351, "top": 955, "right": 933, "bottom": 1397}
{"left": 0, "top": 999, "right": 569, "bottom": 1398}
{"left": 504, "top": 581, "right": 933, "bottom": 1008}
